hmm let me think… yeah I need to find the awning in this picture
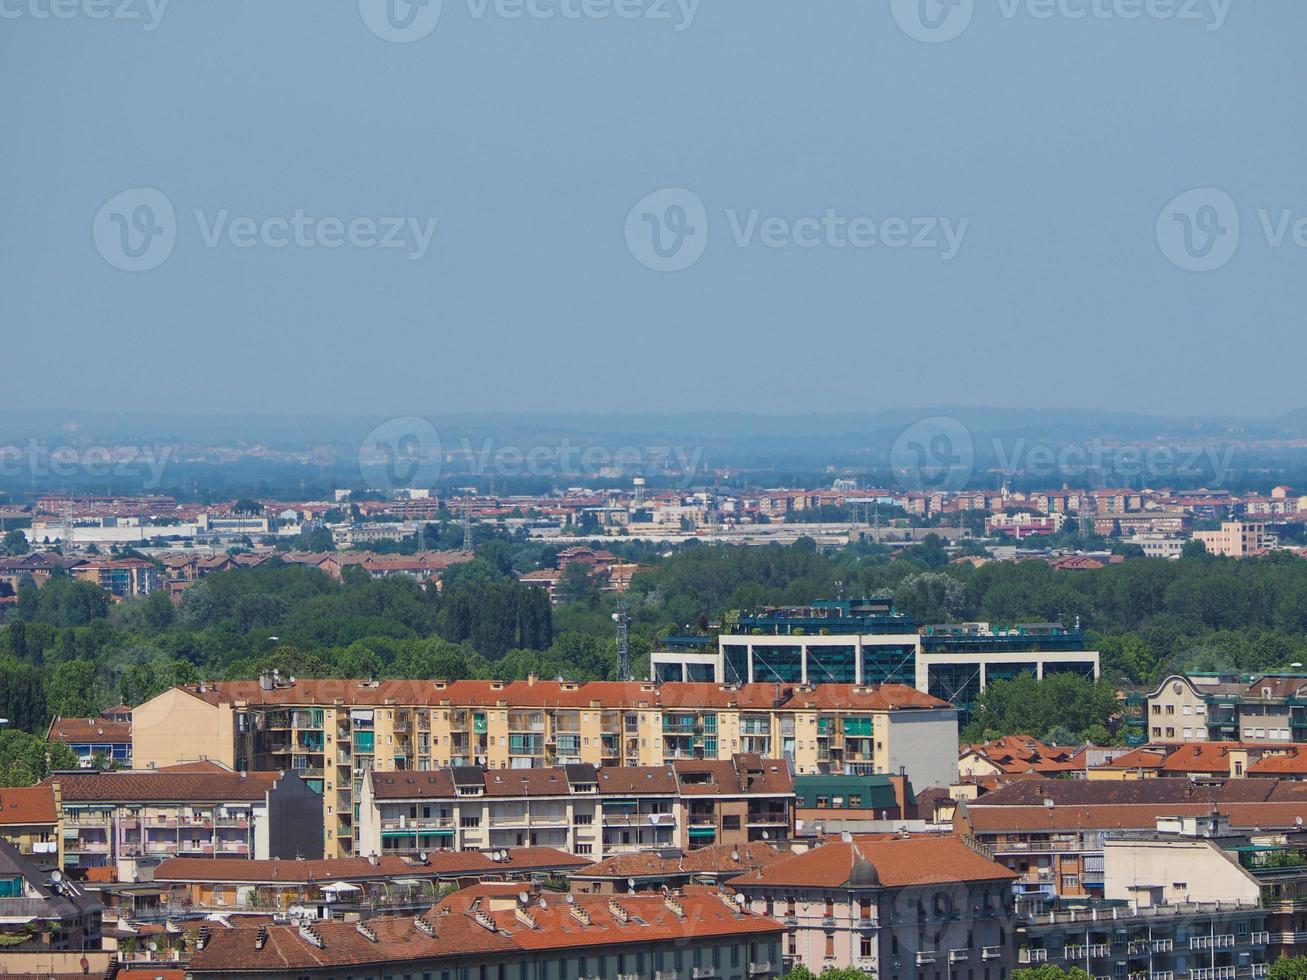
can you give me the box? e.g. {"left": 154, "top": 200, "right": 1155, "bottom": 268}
{"left": 321, "top": 881, "right": 361, "bottom": 893}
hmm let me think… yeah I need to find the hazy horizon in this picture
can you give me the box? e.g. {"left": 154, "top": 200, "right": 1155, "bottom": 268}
{"left": 4, "top": 1, "right": 1304, "bottom": 418}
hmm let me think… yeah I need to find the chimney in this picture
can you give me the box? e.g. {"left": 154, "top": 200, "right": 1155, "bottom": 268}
{"left": 259, "top": 670, "right": 275, "bottom": 692}
{"left": 369, "top": 852, "right": 380, "bottom": 867}
{"left": 526, "top": 674, "right": 538, "bottom": 687}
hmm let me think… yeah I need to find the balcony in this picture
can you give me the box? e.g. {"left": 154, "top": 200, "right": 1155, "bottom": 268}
{"left": 982, "top": 947, "right": 1003, "bottom": 960}
{"left": 1253, "top": 966, "right": 1270, "bottom": 978}
{"left": 949, "top": 950, "right": 969, "bottom": 963}
{"left": 1250, "top": 932, "right": 1270, "bottom": 945}
{"left": 1067, "top": 944, "right": 1112, "bottom": 959}
{"left": 916, "top": 951, "right": 937, "bottom": 965}
{"left": 1191, "top": 936, "right": 1235, "bottom": 950}
{"left": 1152, "top": 939, "right": 1173, "bottom": 953}
{"left": 1019, "top": 949, "right": 1048, "bottom": 964}
{"left": 692, "top": 968, "right": 716, "bottom": 979}
{"left": 747, "top": 963, "right": 771, "bottom": 976}
{"left": 1191, "top": 969, "right": 1235, "bottom": 980}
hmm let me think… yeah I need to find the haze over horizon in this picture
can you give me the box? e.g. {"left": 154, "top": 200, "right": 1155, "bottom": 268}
{"left": 4, "top": 0, "right": 1304, "bottom": 419}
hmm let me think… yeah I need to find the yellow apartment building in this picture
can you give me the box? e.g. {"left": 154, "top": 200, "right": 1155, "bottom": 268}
{"left": 132, "top": 673, "right": 956, "bottom": 857}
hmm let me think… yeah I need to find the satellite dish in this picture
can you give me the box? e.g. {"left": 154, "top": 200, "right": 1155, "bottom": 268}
{"left": 761, "top": 831, "right": 769, "bottom": 840}
{"left": 518, "top": 891, "right": 530, "bottom": 905}
{"left": 660, "top": 885, "right": 670, "bottom": 896}
{"left": 735, "top": 894, "right": 746, "bottom": 906}
{"left": 418, "top": 851, "right": 429, "bottom": 863}
{"left": 566, "top": 894, "right": 575, "bottom": 905}
{"left": 51, "top": 870, "right": 64, "bottom": 883}
{"left": 840, "top": 832, "right": 853, "bottom": 844}
{"left": 148, "top": 941, "right": 158, "bottom": 952}
{"left": 627, "top": 877, "right": 636, "bottom": 888}
{"left": 538, "top": 898, "right": 548, "bottom": 909}
{"left": 731, "top": 850, "right": 740, "bottom": 862}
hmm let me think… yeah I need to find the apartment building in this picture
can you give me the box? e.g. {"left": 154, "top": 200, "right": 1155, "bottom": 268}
{"left": 46, "top": 711, "right": 133, "bottom": 767}
{"left": 0, "top": 839, "right": 102, "bottom": 952}
{"left": 187, "top": 882, "right": 786, "bottom": 980}
{"left": 1019, "top": 902, "right": 1269, "bottom": 980}
{"left": 658, "top": 599, "right": 1099, "bottom": 728}
{"left": 1192, "top": 522, "right": 1272, "bottom": 558}
{"left": 41, "top": 765, "right": 323, "bottom": 881}
{"left": 357, "top": 754, "right": 794, "bottom": 860}
{"left": 132, "top": 675, "right": 955, "bottom": 858}
{"left": 69, "top": 557, "right": 159, "bottom": 597}
{"left": 955, "top": 778, "right": 1307, "bottom": 903}
{"left": 1145, "top": 673, "right": 1307, "bottom": 744}
{"left": 732, "top": 835, "right": 1017, "bottom": 978}
{"left": 0, "top": 785, "right": 61, "bottom": 864}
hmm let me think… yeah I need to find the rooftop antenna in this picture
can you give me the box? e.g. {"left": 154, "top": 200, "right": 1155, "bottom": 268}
{"left": 614, "top": 596, "right": 631, "bottom": 682}
{"left": 462, "top": 497, "right": 474, "bottom": 553}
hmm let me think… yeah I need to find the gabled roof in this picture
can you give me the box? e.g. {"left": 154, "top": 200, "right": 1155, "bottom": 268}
{"left": 576, "top": 841, "right": 782, "bottom": 881}
{"left": 187, "top": 885, "right": 781, "bottom": 973}
{"left": 47, "top": 715, "right": 132, "bottom": 745}
{"left": 0, "top": 786, "right": 57, "bottom": 826}
{"left": 738, "top": 836, "right": 1014, "bottom": 889}
{"left": 42, "top": 770, "right": 286, "bottom": 803}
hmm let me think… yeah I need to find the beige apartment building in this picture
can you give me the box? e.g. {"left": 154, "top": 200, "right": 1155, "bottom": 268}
{"left": 132, "top": 674, "right": 956, "bottom": 857}
{"left": 1145, "top": 673, "right": 1307, "bottom": 744}
{"left": 1192, "top": 521, "right": 1272, "bottom": 557}
{"left": 357, "top": 754, "right": 793, "bottom": 860}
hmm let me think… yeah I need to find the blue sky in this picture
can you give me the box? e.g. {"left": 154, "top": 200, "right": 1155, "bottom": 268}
{"left": 2, "top": 0, "right": 1304, "bottom": 418}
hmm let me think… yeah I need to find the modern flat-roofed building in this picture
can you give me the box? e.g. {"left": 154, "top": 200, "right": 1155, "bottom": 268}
{"left": 1192, "top": 521, "right": 1272, "bottom": 557}
{"left": 654, "top": 599, "right": 1100, "bottom": 726}
{"left": 357, "top": 754, "right": 794, "bottom": 860}
{"left": 187, "top": 881, "right": 786, "bottom": 980}
{"left": 132, "top": 674, "right": 958, "bottom": 857}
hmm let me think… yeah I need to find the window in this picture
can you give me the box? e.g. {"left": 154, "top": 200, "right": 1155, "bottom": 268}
{"left": 861, "top": 935, "right": 874, "bottom": 957}
{"left": 1061, "top": 875, "right": 1078, "bottom": 889}
{"left": 826, "top": 932, "right": 836, "bottom": 957}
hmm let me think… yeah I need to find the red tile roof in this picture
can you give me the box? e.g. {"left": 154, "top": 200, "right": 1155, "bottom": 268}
{"left": 0, "top": 785, "right": 57, "bottom": 826}
{"left": 42, "top": 770, "right": 285, "bottom": 803}
{"left": 154, "top": 848, "right": 588, "bottom": 885}
{"left": 47, "top": 715, "right": 132, "bottom": 745}
{"left": 173, "top": 679, "right": 945, "bottom": 713}
{"left": 576, "top": 841, "right": 782, "bottom": 881}
{"left": 738, "top": 836, "right": 1014, "bottom": 889}
{"left": 187, "top": 885, "right": 782, "bottom": 973}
